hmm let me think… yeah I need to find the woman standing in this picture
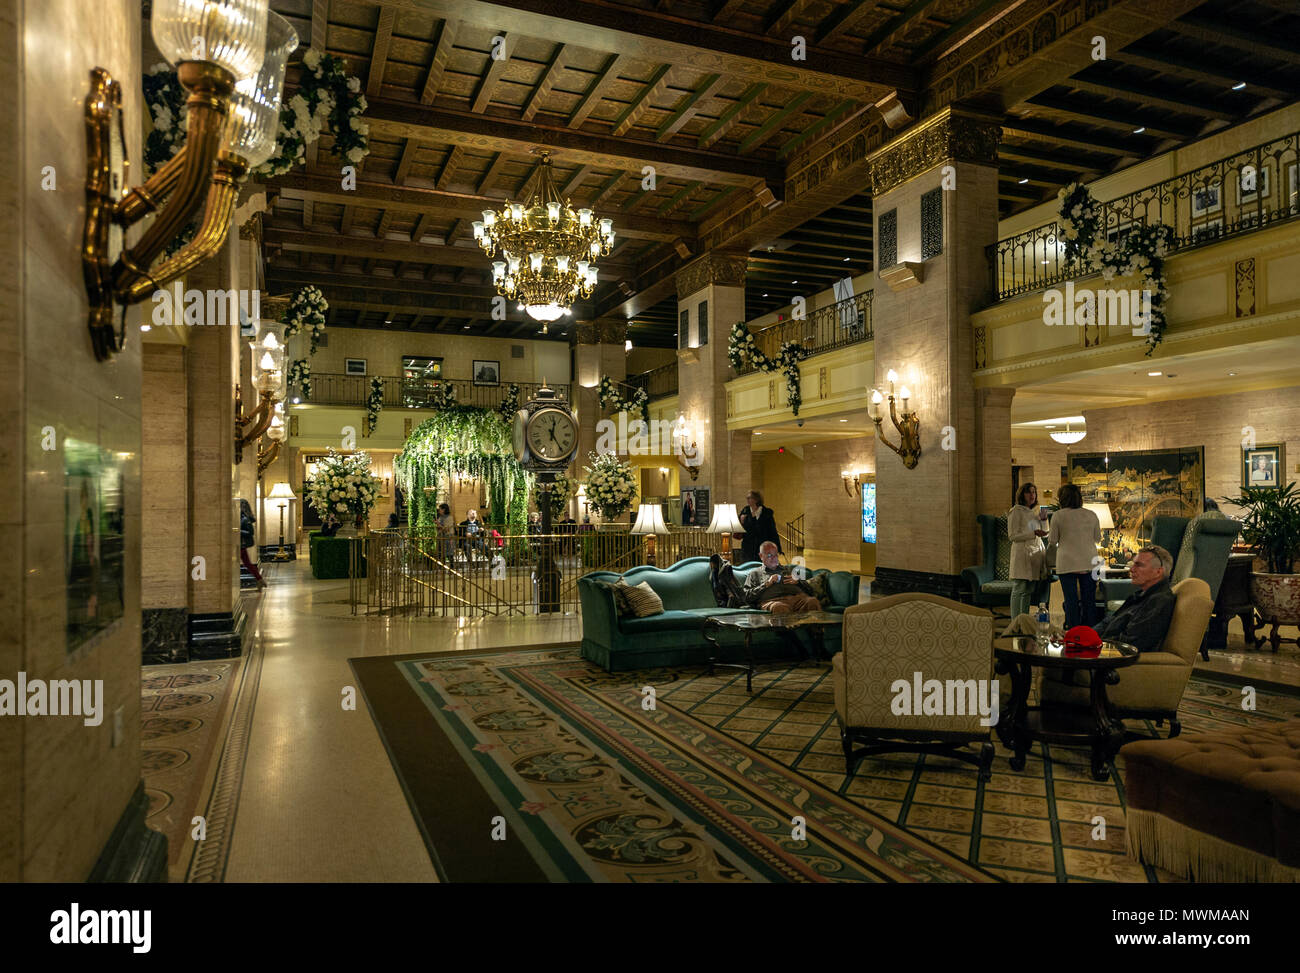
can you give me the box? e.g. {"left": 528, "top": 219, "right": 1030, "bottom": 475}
{"left": 738, "top": 490, "right": 782, "bottom": 564}
{"left": 1008, "top": 482, "right": 1049, "bottom": 619}
{"left": 238, "top": 498, "right": 265, "bottom": 590}
{"left": 1050, "top": 484, "right": 1103, "bottom": 628}
{"left": 435, "top": 502, "right": 455, "bottom": 562}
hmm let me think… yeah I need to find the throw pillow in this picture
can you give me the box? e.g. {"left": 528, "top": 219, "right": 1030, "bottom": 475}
{"left": 617, "top": 580, "right": 664, "bottom": 618}
{"left": 803, "top": 572, "right": 833, "bottom": 607}
{"left": 594, "top": 579, "right": 634, "bottom": 617}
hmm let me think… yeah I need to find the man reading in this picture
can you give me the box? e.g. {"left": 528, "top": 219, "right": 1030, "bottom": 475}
{"left": 742, "top": 541, "right": 821, "bottom": 614}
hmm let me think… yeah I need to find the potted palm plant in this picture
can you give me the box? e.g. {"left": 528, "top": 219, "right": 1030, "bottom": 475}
{"left": 1227, "top": 481, "right": 1300, "bottom": 651}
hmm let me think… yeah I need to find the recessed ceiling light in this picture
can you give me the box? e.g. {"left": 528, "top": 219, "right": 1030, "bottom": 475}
{"left": 762, "top": 293, "right": 769, "bottom": 297}
{"left": 754, "top": 431, "right": 763, "bottom": 436}
{"left": 1148, "top": 370, "right": 1162, "bottom": 376}
{"left": 1228, "top": 371, "right": 1237, "bottom": 376}
{"left": 839, "top": 418, "right": 848, "bottom": 422}
{"left": 1133, "top": 126, "right": 1146, "bottom": 134}
{"left": 1045, "top": 425, "right": 1057, "bottom": 429}
{"left": 843, "top": 256, "right": 851, "bottom": 261}
{"left": 384, "top": 318, "right": 392, "bottom": 324}
{"left": 1018, "top": 178, "right": 1028, "bottom": 184}
{"left": 1232, "top": 82, "right": 1246, "bottom": 91}
{"left": 791, "top": 280, "right": 798, "bottom": 284}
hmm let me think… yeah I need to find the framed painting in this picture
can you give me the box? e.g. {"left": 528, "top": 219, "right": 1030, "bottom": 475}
{"left": 1243, "top": 443, "right": 1285, "bottom": 489}
{"left": 344, "top": 358, "right": 367, "bottom": 376}
{"left": 472, "top": 360, "right": 500, "bottom": 386}
{"left": 1066, "top": 446, "right": 1204, "bottom": 554}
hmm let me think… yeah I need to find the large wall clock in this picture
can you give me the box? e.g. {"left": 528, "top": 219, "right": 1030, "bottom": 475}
{"left": 512, "top": 384, "right": 579, "bottom": 475}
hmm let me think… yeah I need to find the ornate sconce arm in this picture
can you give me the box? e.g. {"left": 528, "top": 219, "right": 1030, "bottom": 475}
{"left": 236, "top": 389, "right": 275, "bottom": 463}
{"left": 257, "top": 439, "right": 281, "bottom": 477}
{"left": 113, "top": 149, "right": 188, "bottom": 227}
{"left": 872, "top": 416, "right": 905, "bottom": 458}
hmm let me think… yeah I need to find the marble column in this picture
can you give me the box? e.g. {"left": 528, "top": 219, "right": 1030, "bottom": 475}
{"left": 868, "top": 108, "right": 1003, "bottom": 598}
{"left": 976, "top": 387, "right": 1016, "bottom": 516}
{"left": 675, "top": 252, "right": 749, "bottom": 514}
{"left": 573, "top": 320, "right": 626, "bottom": 518}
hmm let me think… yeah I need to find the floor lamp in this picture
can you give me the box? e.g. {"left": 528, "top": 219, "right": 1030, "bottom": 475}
{"left": 1084, "top": 501, "right": 1116, "bottom": 561}
{"left": 631, "top": 504, "right": 670, "bottom": 565}
{"left": 706, "top": 503, "right": 745, "bottom": 565}
{"left": 269, "top": 481, "right": 297, "bottom": 561}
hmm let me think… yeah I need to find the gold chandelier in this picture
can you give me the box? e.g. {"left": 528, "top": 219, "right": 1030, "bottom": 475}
{"left": 473, "top": 152, "right": 614, "bottom": 323}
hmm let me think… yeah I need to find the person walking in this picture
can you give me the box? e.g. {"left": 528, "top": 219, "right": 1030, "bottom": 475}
{"left": 435, "top": 502, "right": 455, "bottom": 562}
{"left": 1050, "top": 483, "right": 1103, "bottom": 629}
{"left": 1008, "top": 482, "right": 1049, "bottom": 619}
{"left": 238, "top": 498, "right": 266, "bottom": 590}
{"left": 738, "top": 490, "right": 781, "bottom": 564}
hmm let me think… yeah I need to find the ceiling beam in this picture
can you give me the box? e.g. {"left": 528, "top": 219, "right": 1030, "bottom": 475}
{"left": 436, "top": 145, "right": 464, "bottom": 190}
{"left": 697, "top": 83, "right": 767, "bottom": 149}
{"left": 477, "top": 151, "right": 511, "bottom": 194}
{"left": 859, "top": 0, "right": 944, "bottom": 54}
{"left": 265, "top": 226, "right": 636, "bottom": 274}
{"left": 1167, "top": 15, "right": 1300, "bottom": 66}
{"left": 521, "top": 43, "right": 567, "bottom": 122}
{"left": 1023, "top": 94, "right": 1199, "bottom": 141}
{"left": 1001, "top": 119, "right": 1138, "bottom": 155}
{"left": 765, "top": 0, "right": 815, "bottom": 36}
{"left": 655, "top": 73, "right": 725, "bottom": 142}
{"left": 738, "top": 91, "right": 813, "bottom": 154}
{"left": 394, "top": 138, "right": 422, "bottom": 185}
{"left": 558, "top": 164, "right": 594, "bottom": 199}
{"left": 267, "top": 269, "right": 504, "bottom": 301}
{"left": 366, "top": 6, "right": 397, "bottom": 98}
{"left": 813, "top": 0, "right": 882, "bottom": 46}
{"left": 420, "top": 19, "right": 458, "bottom": 104}
{"left": 349, "top": 0, "right": 912, "bottom": 102}
{"left": 909, "top": 0, "right": 1011, "bottom": 62}
{"left": 472, "top": 31, "right": 512, "bottom": 113}
{"left": 362, "top": 97, "right": 785, "bottom": 186}
{"left": 1110, "top": 46, "right": 1294, "bottom": 101}
{"left": 569, "top": 53, "right": 628, "bottom": 129}
{"left": 1064, "top": 76, "right": 1236, "bottom": 122}
{"left": 612, "top": 64, "right": 672, "bottom": 138}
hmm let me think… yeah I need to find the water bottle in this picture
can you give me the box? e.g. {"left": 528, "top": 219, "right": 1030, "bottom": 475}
{"left": 1036, "top": 603, "right": 1051, "bottom": 648}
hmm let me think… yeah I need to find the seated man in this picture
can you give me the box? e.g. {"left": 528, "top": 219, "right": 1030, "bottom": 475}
{"left": 742, "top": 541, "right": 821, "bottom": 614}
{"left": 1000, "top": 545, "right": 1176, "bottom": 653}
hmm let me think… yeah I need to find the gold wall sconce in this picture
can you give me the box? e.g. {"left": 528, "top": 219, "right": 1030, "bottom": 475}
{"left": 257, "top": 402, "right": 287, "bottom": 475}
{"left": 82, "top": 1, "right": 297, "bottom": 360}
{"left": 870, "top": 369, "right": 921, "bottom": 469}
{"left": 841, "top": 470, "right": 865, "bottom": 495}
{"left": 237, "top": 323, "right": 287, "bottom": 464}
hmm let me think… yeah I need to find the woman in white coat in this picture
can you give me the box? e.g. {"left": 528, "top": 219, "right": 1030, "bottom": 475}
{"left": 1008, "top": 482, "right": 1050, "bottom": 619}
{"left": 1049, "top": 483, "right": 1103, "bottom": 628}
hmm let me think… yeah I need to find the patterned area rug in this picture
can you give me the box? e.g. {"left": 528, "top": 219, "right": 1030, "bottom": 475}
{"left": 355, "top": 647, "right": 1300, "bottom": 884}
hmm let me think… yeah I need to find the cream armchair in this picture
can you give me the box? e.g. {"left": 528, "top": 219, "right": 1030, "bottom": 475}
{"left": 1040, "top": 578, "right": 1213, "bottom": 738}
{"left": 834, "top": 594, "right": 996, "bottom": 781}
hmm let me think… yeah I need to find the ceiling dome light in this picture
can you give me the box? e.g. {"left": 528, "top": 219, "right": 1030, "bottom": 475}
{"left": 526, "top": 303, "right": 566, "bottom": 322}
{"left": 1049, "top": 421, "right": 1086, "bottom": 445}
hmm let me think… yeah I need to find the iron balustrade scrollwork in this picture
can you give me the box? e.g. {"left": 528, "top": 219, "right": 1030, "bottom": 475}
{"left": 625, "top": 362, "right": 679, "bottom": 400}
{"left": 303, "top": 375, "right": 569, "bottom": 410}
{"left": 736, "top": 291, "right": 874, "bottom": 376}
{"left": 991, "top": 130, "right": 1300, "bottom": 301}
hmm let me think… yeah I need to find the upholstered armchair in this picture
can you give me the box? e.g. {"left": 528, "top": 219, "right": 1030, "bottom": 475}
{"left": 961, "top": 514, "right": 1013, "bottom": 617}
{"left": 834, "top": 594, "right": 996, "bottom": 780}
{"left": 1041, "top": 577, "right": 1213, "bottom": 738}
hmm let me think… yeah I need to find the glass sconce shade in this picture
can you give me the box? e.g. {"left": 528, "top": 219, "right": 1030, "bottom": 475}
{"left": 222, "top": 10, "right": 298, "bottom": 166}
{"left": 151, "top": 0, "right": 270, "bottom": 81}
{"left": 266, "top": 422, "right": 287, "bottom": 442}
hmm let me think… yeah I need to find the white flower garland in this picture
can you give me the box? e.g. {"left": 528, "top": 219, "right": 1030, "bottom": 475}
{"left": 498, "top": 383, "right": 520, "bottom": 424}
{"left": 305, "top": 449, "right": 383, "bottom": 522}
{"left": 1058, "top": 183, "right": 1172, "bottom": 354}
{"left": 429, "top": 382, "right": 458, "bottom": 410}
{"left": 597, "top": 376, "right": 649, "bottom": 422}
{"left": 366, "top": 377, "right": 384, "bottom": 434}
{"left": 282, "top": 286, "right": 328, "bottom": 355}
{"left": 288, "top": 358, "right": 311, "bottom": 399}
{"left": 727, "top": 321, "right": 807, "bottom": 414}
{"left": 581, "top": 451, "right": 638, "bottom": 520}
{"left": 536, "top": 475, "right": 575, "bottom": 519}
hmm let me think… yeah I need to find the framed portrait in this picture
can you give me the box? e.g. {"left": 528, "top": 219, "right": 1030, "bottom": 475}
{"left": 472, "top": 360, "right": 500, "bottom": 386}
{"left": 344, "top": 358, "right": 367, "bottom": 376}
{"left": 1243, "top": 443, "right": 1285, "bottom": 489}
{"left": 1237, "top": 164, "right": 1271, "bottom": 205}
{"left": 1191, "top": 183, "right": 1222, "bottom": 218}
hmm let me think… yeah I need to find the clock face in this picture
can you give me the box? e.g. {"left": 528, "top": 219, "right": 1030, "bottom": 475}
{"left": 512, "top": 409, "right": 528, "bottom": 462}
{"left": 526, "top": 408, "right": 577, "bottom": 464}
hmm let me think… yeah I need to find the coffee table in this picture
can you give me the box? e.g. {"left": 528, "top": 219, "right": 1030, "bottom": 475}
{"left": 995, "top": 636, "right": 1139, "bottom": 781}
{"left": 701, "top": 611, "right": 842, "bottom": 693}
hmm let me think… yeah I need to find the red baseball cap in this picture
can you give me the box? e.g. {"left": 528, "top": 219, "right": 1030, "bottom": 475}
{"left": 1063, "top": 625, "right": 1103, "bottom": 658}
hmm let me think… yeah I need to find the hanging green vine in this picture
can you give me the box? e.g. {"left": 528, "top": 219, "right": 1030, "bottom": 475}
{"left": 394, "top": 407, "right": 532, "bottom": 533}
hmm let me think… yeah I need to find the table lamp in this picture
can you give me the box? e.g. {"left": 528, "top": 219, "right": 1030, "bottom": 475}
{"left": 706, "top": 502, "right": 745, "bottom": 565}
{"left": 1084, "top": 501, "right": 1116, "bottom": 559}
{"left": 631, "top": 504, "right": 670, "bottom": 565}
{"left": 269, "top": 481, "right": 297, "bottom": 561}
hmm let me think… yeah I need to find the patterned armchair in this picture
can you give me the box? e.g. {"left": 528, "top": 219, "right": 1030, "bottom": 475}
{"left": 961, "top": 514, "right": 1013, "bottom": 616}
{"left": 834, "top": 594, "right": 996, "bottom": 780}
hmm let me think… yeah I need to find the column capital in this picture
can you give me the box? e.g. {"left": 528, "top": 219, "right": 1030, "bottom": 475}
{"left": 675, "top": 251, "right": 748, "bottom": 301}
{"left": 867, "top": 106, "right": 1002, "bottom": 197}
{"left": 575, "top": 320, "right": 627, "bottom": 345}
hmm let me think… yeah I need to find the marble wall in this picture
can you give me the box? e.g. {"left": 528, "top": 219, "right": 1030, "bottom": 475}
{"left": 0, "top": 0, "right": 145, "bottom": 880}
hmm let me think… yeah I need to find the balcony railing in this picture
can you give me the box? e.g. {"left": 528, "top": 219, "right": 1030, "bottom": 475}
{"left": 625, "top": 362, "right": 679, "bottom": 400}
{"left": 991, "top": 130, "right": 1300, "bottom": 301}
{"left": 303, "top": 375, "right": 568, "bottom": 410}
{"left": 736, "top": 291, "right": 873, "bottom": 375}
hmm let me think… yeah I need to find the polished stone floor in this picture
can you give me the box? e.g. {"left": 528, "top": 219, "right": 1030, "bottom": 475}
{"left": 171, "top": 554, "right": 1297, "bottom": 882}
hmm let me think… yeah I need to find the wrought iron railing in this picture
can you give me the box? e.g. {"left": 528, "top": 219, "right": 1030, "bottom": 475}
{"left": 990, "top": 130, "right": 1300, "bottom": 301}
{"left": 781, "top": 513, "right": 805, "bottom": 556}
{"left": 304, "top": 375, "right": 569, "bottom": 410}
{"left": 350, "top": 524, "right": 718, "bottom": 616}
{"left": 625, "top": 362, "right": 679, "bottom": 400}
{"left": 737, "top": 291, "right": 873, "bottom": 375}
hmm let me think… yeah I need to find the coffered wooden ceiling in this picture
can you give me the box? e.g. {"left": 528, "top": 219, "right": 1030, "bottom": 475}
{"left": 261, "top": 0, "right": 1300, "bottom": 345}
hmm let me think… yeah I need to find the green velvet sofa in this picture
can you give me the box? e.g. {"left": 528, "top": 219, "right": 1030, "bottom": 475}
{"left": 578, "top": 556, "right": 860, "bottom": 672}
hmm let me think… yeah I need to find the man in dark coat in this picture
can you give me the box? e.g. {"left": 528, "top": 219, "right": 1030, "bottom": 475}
{"left": 738, "top": 490, "right": 782, "bottom": 564}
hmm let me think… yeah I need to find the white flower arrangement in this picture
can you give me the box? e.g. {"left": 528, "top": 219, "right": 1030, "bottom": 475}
{"left": 288, "top": 358, "right": 311, "bottom": 399}
{"left": 305, "top": 449, "right": 383, "bottom": 522}
{"left": 428, "top": 382, "right": 458, "bottom": 410}
{"left": 536, "top": 475, "right": 575, "bottom": 519}
{"left": 366, "top": 377, "right": 384, "bottom": 434}
{"left": 727, "top": 321, "right": 807, "bottom": 414}
{"left": 596, "top": 376, "right": 649, "bottom": 422}
{"left": 282, "top": 286, "right": 328, "bottom": 355}
{"left": 498, "top": 383, "right": 520, "bottom": 424}
{"left": 1058, "top": 184, "right": 1173, "bottom": 354}
{"left": 581, "top": 452, "right": 637, "bottom": 520}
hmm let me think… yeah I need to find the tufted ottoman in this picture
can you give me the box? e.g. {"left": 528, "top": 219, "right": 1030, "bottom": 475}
{"left": 1122, "top": 720, "right": 1300, "bottom": 882}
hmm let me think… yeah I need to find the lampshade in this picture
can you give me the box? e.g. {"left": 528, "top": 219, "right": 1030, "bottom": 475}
{"left": 152, "top": 0, "right": 270, "bottom": 81}
{"left": 1050, "top": 421, "right": 1086, "bottom": 445}
{"left": 706, "top": 503, "right": 744, "bottom": 534}
{"left": 268, "top": 481, "right": 296, "bottom": 500}
{"left": 222, "top": 11, "right": 298, "bottom": 167}
{"left": 1084, "top": 502, "right": 1115, "bottom": 530}
{"left": 631, "top": 504, "right": 669, "bottom": 535}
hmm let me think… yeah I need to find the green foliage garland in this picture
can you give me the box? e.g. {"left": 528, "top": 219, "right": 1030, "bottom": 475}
{"left": 394, "top": 408, "right": 531, "bottom": 533}
{"left": 366, "top": 377, "right": 383, "bottom": 434}
{"left": 727, "top": 321, "right": 807, "bottom": 415}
